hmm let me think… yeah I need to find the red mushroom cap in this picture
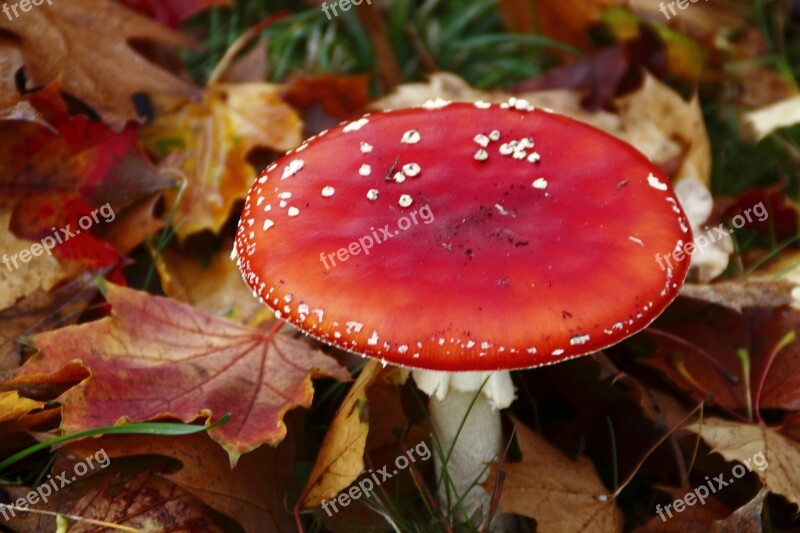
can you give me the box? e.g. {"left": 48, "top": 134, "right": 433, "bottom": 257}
{"left": 235, "top": 99, "right": 693, "bottom": 371}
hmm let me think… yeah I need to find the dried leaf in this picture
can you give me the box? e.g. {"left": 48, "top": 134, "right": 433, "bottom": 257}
{"left": 0, "top": 391, "right": 43, "bottom": 423}
{"left": 4, "top": 455, "right": 227, "bottom": 532}
{"left": 0, "top": 272, "right": 97, "bottom": 376}
{"left": 680, "top": 279, "right": 797, "bottom": 312}
{"left": 65, "top": 429, "right": 298, "bottom": 532}
{"left": 15, "top": 283, "right": 349, "bottom": 464}
{"left": 636, "top": 488, "right": 766, "bottom": 532}
{"left": 141, "top": 83, "right": 303, "bottom": 239}
{"left": 156, "top": 243, "right": 268, "bottom": 323}
{"left": 0, "top": 0, "right": 196, "bottom": 131}
{"left": 0, "top": 211, "right": 80, "bottom": 312}
{"left": 484, "top": 419, "right": 623, "bottom": 532}
{"left": 0, "top": 38, "right": 43, "bottom": 125}
{"left": 303, "top": 360, "right": 380, "bottom": 507}
{"left": 688, "top": 417, "right": 800, "bottom": 507}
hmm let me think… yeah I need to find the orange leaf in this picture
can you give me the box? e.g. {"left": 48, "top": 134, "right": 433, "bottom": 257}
{"left": 0, "top": 391, "right": 43, "bottom": 423}
{"left": 16, "top": 283, "right": 349, "bottom": 464}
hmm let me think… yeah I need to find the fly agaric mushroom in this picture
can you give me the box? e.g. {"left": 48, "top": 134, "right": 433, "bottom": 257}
{"left": 234, "top": 98, "right": 692, "bottom": 525}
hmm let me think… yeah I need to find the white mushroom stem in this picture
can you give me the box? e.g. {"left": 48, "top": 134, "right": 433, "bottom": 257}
{"left": 412, "top": 369, "right": 515, "bottom": 526}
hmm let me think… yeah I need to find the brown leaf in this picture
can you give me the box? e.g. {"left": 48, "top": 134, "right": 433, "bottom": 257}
{"left": 688, "top": 417, "right": 800, "bottom": 507}
{"left": 484, "top": 418, "right": 623, "bottom": 532}
{"left": 141, "top": 83, "right": 303, "bottom": 239}
{"left": 680, "top": 279, "right": 797, "bottom": 312}
{"left": 303, "top": 360, "right": 381, "bottom": 507}
{"left": 0, "top": 38, "right": 43, "bottom": 125}
{"left": 0, "top": 0, "right": 196, "bottom": 131}
{"left": 0, "top": 272, "right": 97, "bottom": 377}
{"left": 636, "top": 488, "right": 766, "bottom": 532}
{"left": 4, "top": 454, "right": 227, "bottom": 532}
{"left": 100, "top": 193, "right": 165, "bottom": 255}
{"left": 526, "top": 0, "right": 623, "bottom": 52}
{"left": 14, "top": 283, "right": 350, "bottom": 464}
{"left": 65, "top": 428, "right": 299, "bottom": 533}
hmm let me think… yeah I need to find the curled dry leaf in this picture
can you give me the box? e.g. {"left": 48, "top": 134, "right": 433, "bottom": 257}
{"left": 680, "top": 279, "right": 798, "bottom": 313}
{"left": 744, "top": 95, "right": 800, "bottom": 140}
{"left": 14, "top": 283, "right": 350, "bottom": 464}
{"left": 0, "top": 0, "right": 196, "bottom": 131}
{"left": 482, "top": 418, "right": 623, "bottom": 532}
{"left": 688, "top": 417, "right": 800, "bottom": 508}
{"left": 141, "top": 83, "right": 303, "bottom": 240}
{"left": 302, "top": 360, "right": 380, "bottom": 507}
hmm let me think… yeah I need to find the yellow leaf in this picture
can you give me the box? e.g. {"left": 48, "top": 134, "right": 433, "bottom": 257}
{"left": 141, "top": 83, "right": 303, "bottom": 240}
{"left": 0, "top": 391, "right": 43, "bottom": 423}
{"left": 302, "top": 361, "right": 381, "bottom": 507}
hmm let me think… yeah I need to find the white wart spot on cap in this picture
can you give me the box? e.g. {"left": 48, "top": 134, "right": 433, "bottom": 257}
{"left": 321, "top": 186, "right": 335, "bottom": 198}
{"left": 474, "top": 101, "right": 492, "bottom": 109}
{"left": 263, "top": 219, "right": 274, "bottom": 231}
{"left": 402, "top": 163, "right": 421, "bottom": 177}
{"left": 532, "top": 178, "right": 548, "bottom": 190}
{"left": 367, "top": 189, "right": 379, "bottom": 201}
{"left": 474, "top": 149, "right": 488, "bottom": 161}
{"left": 281, "top": 159, "right": 304, "bottom": 179}
{"left": 399, "top": 194, "right": 413, "bottom": 207}
{"left": 287, "top": 207, "right": 300, "bottom": 217}
{"left": 647, "top": 172, "right": 668, "bottom": 191}
{"left": 401, "top": 130, "right": 421, "bottom": 144}
{"left": 360, "top": 142, "right": 373, "bottom": 153}
{"left": 359, "top": 164, "right": 372, "bottom": 176}
{"left": 570, "top": 334, "right": 590, "bottom": 346}
{"left": 343, "top": 118, "right": 369, "bottom": 132}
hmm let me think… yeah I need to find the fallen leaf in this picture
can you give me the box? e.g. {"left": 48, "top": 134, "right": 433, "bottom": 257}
{"left": 65, "top": 427, "right": 299, "bottom": 533}
{"left": 688, "top": 417, "right": 800, "bottom": 508}
{"left": 303, "top": 360, "right": 380, "bottom": 507}
{"left": 615, "top": 72, "right": 711, "bottom": 184}
{"left": 14, "top": 283, "right": 350, "bottom": 464}
{"left": 100, "top": 193, "right": 165, "bottom": 255}
{"left": 0, "top": 211, "right": 80, "bottom": 313}
{"left": 0, "top": 272, "right": 98, "bottom": 377}
{"left": 483, "top": 418, "right": 623, "bottom": 532}
{"left": 0, "top": 0, "right": 196, "bottom": 131}
{"left": 156, "top": 242, "right": 269, "bottom": 323}
{"left": 4, "top": 454, "right": 227, "bottom": 532}
{"left": 636, "top": 488, "right": 767, "bottom": 532}
{"left": 647, "top": 302, "right": 800, "bottom": 413}
{"left": 141, "top": 83, "right": 303, "bottom": 239}
{"left": 0, "top": 38, "right": 43, "bottom": 125}
{"left": 0, "top": 391, "right": 43, "bottom": 423}
{"left": 282, "top": 74, "right": 372, "bottom": 121}
{"left": 527, "top": 0, "right": 623, "bottom": 52}
{"left": 680, "top": 279, "right": 797, "bottom": 312}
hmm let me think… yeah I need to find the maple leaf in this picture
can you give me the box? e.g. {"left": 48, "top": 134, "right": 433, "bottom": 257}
{"left": 483, "top": 419, "right": 623, "bottom": 532}
{"left": 15, "top": 283, "right": 350, "bottom": 464}
{"left": 0, "top": 0, "right": 196, "bottom": 131}
{"left": 140, "top": 83, "right": 303, "bottom": 239}
{"left": 119, "top": 0, "right": 231, "bottom": 27}
{"left": 688, "top": 417, "right": 800, "bottom": 508}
